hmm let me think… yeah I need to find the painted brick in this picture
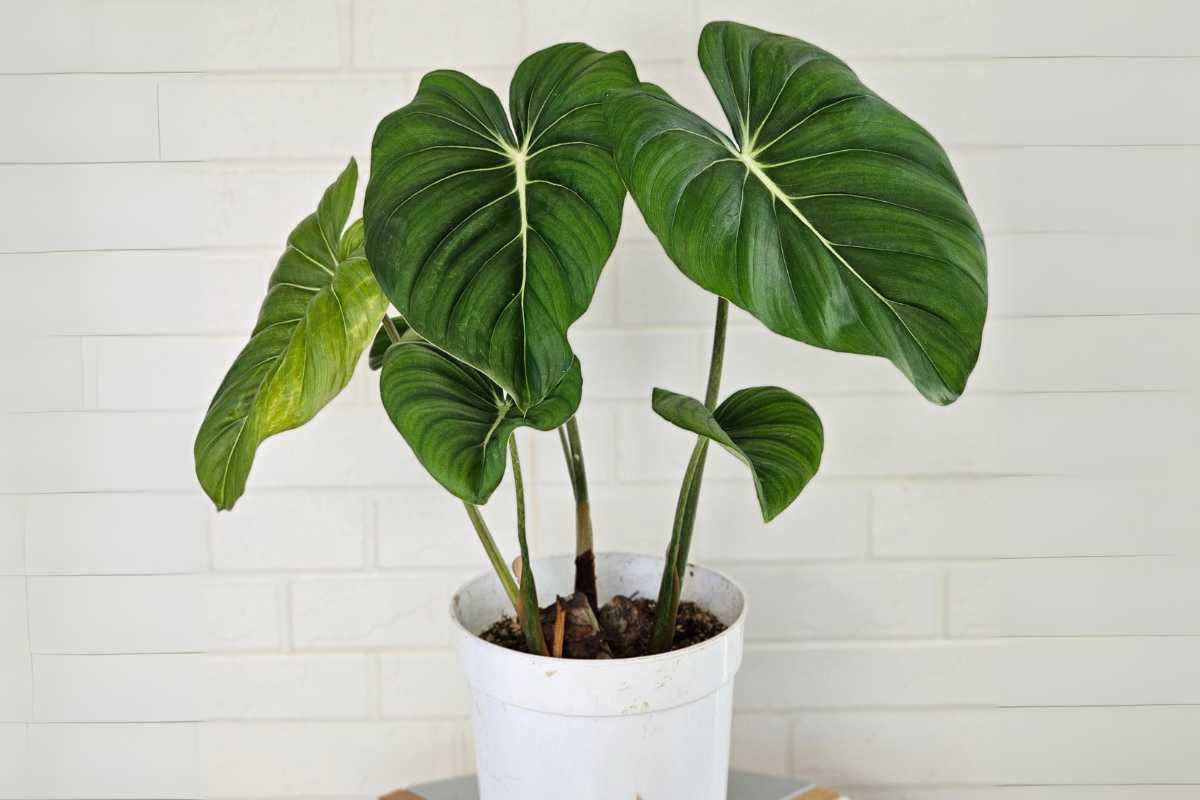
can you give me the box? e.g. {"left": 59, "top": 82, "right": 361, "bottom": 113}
{"left": 0, "top": 76, "right": 159, "bottom": 163}
{"left": 379, "top": 652, "right": 471, "bottom": 718}
{"left": 210, "top": 654, "right": 372, "bottom": 720}
{"left": 730, "top": 713, "right": 791, "bottom": 775}
{"left": 244, "top": 406, "right": 433, "bottom": 491}
{"left": 737, "top": 637, "right": 1200, "bottom": 710}
{"left": 791, "top": 707, "right": 1200, "bottom": 786}
{"left": 528, "top": 405, "right": 617, "bottom": 486}
{"left": 0, "top": 250, "right": 269, "bottom": 337}
{"left": 291, "top": 573, "right": 466, "bottom": 650}
{"left": 0, "top": 337, "right": 81, "bottom": 413}
{"left": 570, "top": 329, "right": 705, "bottom": 400}
{"left": 26, "top": 722, "right": 199, "bottom": 799}
{"left": 949, "top": 558, "right": 1200, "bottom": 637}
{"left": 210, "top": 491, "right": 367, "bottom": 572}
{"left": 0, "top": 498, "right": 23, "bottom": 576}
{"left": 0, "top": 163, "right": 344, "bottom": 253}
{"left": 972, "top": 316, "right": 1200, "bottom": 393}
{"left": 854, "top": 58, "right": 1200, "bottom": 146}
{"left": 25, "top": 493, "right": 209, "bottom": 575}
{"left": 27, "top": 575, "right": 279, "bottom": 655}
{"left": 32, "top": 654, "right": 204, "bottom": 722}
{"left": 955, "top": 146, "right": 1200, "bottom": 235}
{"left": 0, "top": 407, "right": 442, "bottom": 495}
{"left": 0, "top": 1, "right": 342, "bottom": 72}
{"left": 873, "top": 477, "right": 1191, "bottom": 558}
{"left": 354, "top": 1, "right": 523, "bottom": 70}
{"left": 694, "top": 0, "right": 1200, "bottom": 58}
{"left": 615, "top": 240, "right": 716, "bottom": 326}
{"left": 93, "top": 335, "right": 243, "bottom": 411}
{"left": 619, "top": 393, "right": 1199, "bottom": 481}
{"left": 0, "top": 579, "right": 32, "bottom": 722}
{"left": 0, "top": 724, "right": 29, "bottom": 797}
{"left": 205, "top": 579, "right": 284, "bottom": 653}
{"left": 988, "top": 232, "right": 1200, "bottom": 316}
{"left": 200, "top": 721, "right": 473, "bottom": 797}
{"left": 525, "top": 0, "right": 693, "bottom": 62}
{"left": 0, "top": 412, "right": 196, "bottom": 494}
{"left": 535, "top": 480, "right": 869, "bottom": 563}
{"left": 376, "top": 487, "right": 521, "bottom": 569}
{"left": 27, "top": 575, "right": 205, "bottom": 654}
{"left": 721, "top": 316, "right": 1200, "bottom": 397}
{"left": 721, "top": 565, "right": 943, "bottom": 641}
{"left": 160, "top": 76, "right": 412, "bottom": 161}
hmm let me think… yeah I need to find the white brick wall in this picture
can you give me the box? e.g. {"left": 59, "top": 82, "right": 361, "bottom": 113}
{"left": 1, "top": 1, "right": 1197, "bottom": 797}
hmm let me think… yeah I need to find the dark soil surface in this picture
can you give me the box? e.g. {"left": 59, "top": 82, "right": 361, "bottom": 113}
{"left": 480, "top": 593, "right": 726, "bottom": 659}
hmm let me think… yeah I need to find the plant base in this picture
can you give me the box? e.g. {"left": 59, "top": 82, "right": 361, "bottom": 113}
{"left": 480, "top": 595, "right": 726, "bottom": 658}
{"left": 451, "top": 552, "right": 746, "bottom": 800}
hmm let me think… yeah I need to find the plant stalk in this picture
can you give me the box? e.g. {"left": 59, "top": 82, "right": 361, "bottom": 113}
{"left": 381, "top": 315, "right": 403, "bottom": 343}
{"left": 381, "top": 315, "right": 522, "bottom": 619}
{"left": 510, "top": 436, "right": 548, "bottom": 656}
{"left": 463, "top": 501, "right": 519, "bottom": 613}
{"left": 560, "top": 417, "right": 598, "bottom": 610}
{"left": 650, "top": 297, "right": 728, "bottom": 653}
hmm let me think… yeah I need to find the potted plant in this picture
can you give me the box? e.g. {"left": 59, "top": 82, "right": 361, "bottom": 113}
{"left": 195, "top": 21, "right": 986, "bottom": 800}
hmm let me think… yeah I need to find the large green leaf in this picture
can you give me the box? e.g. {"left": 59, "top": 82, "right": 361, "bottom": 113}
{"left": 380, "top": 341, "right": 581, "bottom": 504}
{"left": 606, "top": 22, "right": 987, "bottom": 405}
{"left": 652, "top": 386, "right": 822, "bottom": 521}
{"left": 365, "top": 43, "right": 636, "bottom": 411}
{"left": 194, "top": 160, "right": 388, "bottom": 510}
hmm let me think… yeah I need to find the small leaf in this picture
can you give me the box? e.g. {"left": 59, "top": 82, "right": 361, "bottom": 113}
{"left": 652, "top": 386, "right": 823, "bottom": 521}
{"left": 194, "top": 160, "right": 389, "bottom": 510}
{"left": 380, "top": 341, "right": 581, "bottom": 504}
{"left": 368, "top": 316, "right": 410, "bottom": 370}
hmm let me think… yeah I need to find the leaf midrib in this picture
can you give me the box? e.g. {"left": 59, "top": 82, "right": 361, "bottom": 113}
{"left": 734, "top": 148, "right": 954, "bottom": 392}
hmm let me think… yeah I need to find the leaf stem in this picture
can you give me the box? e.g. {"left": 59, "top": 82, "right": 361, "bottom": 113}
{"left": 381, "top": 315, "right": 403, "bottom": 344}
{"left": 561, "top": 416, "right": 597, "bottom": 610}
{"left": 650, "top": 297, "right": 728, "bottom": 653}
{"left": 462, "top": 501, "right": 519, "bottom": 613}
{"left": 510, "top": 436, "right": 548, "bottom": 656}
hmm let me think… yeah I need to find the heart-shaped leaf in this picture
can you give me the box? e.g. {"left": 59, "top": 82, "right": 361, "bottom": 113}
{"left": 652, "top": 386, "right": 823, "bottom": 521}
{"left": 380, "top": 341, "right": 582, "bottom": 504}
{"left": 194, "top": 160, "right": 388, "bottom": 510}
{"left": 365, "top": 43, "right": 637, "bottom": 411}
{"left": 606, "top": 22, "right": 987, "bottom": 405}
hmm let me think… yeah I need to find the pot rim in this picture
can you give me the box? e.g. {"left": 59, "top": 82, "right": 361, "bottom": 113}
{"left": 448, "top": 551, "right": 748, "bottom": 667}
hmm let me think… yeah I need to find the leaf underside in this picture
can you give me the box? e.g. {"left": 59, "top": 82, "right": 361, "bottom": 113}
{"left": 379, "top": 341, "right": 582, "bottom": 504}
{"left": 194, "top": 160, "right": 388, "bottom": 510}
{"left": 606, "top": 21, "right": 987, "bottom": 404}
{"left": 365, "top": 43, "right": 637, "bottom": 411}
{"left": 652, "top": 386, "right": 823, "bottom": 521}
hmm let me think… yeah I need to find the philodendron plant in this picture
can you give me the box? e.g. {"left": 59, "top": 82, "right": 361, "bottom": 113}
{"left": 196, "top": 22, "right": 986, "bottom": 658}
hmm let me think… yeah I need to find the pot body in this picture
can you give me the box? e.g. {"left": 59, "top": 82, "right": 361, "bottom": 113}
{"left": 451, "top": 553, "right": 747, "bottom": 800}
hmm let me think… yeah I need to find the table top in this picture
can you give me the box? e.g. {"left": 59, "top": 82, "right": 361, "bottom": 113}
{"left": 384, "top": 771, "right": 845, "bottom": 799}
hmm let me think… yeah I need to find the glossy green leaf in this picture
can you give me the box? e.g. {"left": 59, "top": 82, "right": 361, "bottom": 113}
{"left": 194, "top": 160, "right": 388, "bottom": 510}
{"left": 365, "top": 43, "right": 637, "bottom": 411}
{"left": 368, "top": 316, "right": 409, "bottom": 370}
{"left": 606, "top": 22, "right": 987, "bottom": 405}
{"left": 652, "top": 386, "right": 822, "bottom": 521}
{"left": 379, "top": 341, "right": 581, "bottom": 504}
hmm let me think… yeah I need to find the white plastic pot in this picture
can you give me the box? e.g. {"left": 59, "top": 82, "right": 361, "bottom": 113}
{"left": 451, "top": 552, "right": 747, "bottom": 800}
